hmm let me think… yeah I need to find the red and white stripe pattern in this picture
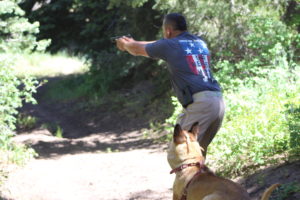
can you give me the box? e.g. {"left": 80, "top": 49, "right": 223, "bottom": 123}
{"left": 179, "top": 40, "right": 211, "bottom": 82}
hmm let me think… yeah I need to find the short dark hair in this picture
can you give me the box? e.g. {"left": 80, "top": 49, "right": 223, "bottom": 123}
{"left": 164, "top": 13, "right": 187, "bottom": 31}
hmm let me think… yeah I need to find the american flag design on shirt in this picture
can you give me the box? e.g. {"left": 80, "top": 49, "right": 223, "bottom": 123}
{"left": 179, "top": 39, "right": 211, "bottom": 82}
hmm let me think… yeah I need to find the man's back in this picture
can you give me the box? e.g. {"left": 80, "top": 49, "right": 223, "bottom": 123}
{"left": 145, "top": 31, "right": 221, "bottom": 107}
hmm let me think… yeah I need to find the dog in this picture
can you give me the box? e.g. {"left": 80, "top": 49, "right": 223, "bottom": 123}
{"left": 167, "top": 122, "right": 280, "bottom": 200}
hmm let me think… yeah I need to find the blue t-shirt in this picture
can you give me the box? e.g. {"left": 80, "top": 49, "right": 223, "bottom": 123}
{"left": 145, "top": 32, "right": 221, "bottom": 106}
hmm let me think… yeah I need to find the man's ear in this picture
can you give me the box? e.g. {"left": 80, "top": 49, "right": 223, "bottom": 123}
{"left": 165, "top": 26, "right": 172, "bottom": 38}
{"left": 173, "top": 124, "right": 185, "bottom": 144}
{"left": 189, "top": 122, "right": 200, "bottom": 138}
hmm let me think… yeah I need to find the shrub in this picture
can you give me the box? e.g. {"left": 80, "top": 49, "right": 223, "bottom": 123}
{"left": 0, "top": 0, "right": 49, "bottom": 165}
{"left": 209, "top": 64, "right": 299, "bottom": 176}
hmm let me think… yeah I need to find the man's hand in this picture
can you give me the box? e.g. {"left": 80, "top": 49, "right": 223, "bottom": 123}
{"left": 122, "top": 36, "right": 135, "bottom": 43}
{"left": 116, "top": 36, "right": 135, "bottom": 51}
{"left": 116, "top": 37, "right": 126, "bottom": 51}
{"left": 115, "top": 36, "right": 150, "bottom": 57}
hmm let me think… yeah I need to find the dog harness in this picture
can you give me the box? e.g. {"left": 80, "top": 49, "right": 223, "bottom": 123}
{"left": 170, "top": 161, "right": 207, "bottom": 200}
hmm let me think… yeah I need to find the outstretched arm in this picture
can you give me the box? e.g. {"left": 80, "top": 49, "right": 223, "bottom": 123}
{"left": 116, "top": 37, "right": 156, "bottom": 57}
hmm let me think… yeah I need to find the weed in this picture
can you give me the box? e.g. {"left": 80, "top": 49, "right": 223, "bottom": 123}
{"left": 14, "top": 52, "right": 88, "bottom": 78}
{"left": 105, "top": 147, "right": 119, "bottom": 153}
{"left": 16, "top": 113, "right": 38, "bottom": 130}
{"left": 55, "top": 126, "right": 64, "bottom": 138}
{"left": 271, "top": 182, "right": 300, "bottom": 200}
{"left": 41, "top": 123, "right": 64, "bottom": 138}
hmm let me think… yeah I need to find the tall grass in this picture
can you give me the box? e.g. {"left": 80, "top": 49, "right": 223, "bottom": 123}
{"left": 13, "top": 52, "right": 92, "bottom": 103}
{"left": 209, "top": 65, "right": 299, "bottom": 175}
{"left": 14, "top": 52, "right": 89, "bottom": 78}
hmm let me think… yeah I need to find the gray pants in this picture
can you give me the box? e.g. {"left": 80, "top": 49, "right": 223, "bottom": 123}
{"left": 176, "top": 91, "right": 225, "bottom": 157}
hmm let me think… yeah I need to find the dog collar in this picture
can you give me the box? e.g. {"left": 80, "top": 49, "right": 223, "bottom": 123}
{"left": 170, "top": 161, "right": 205, "bottom": 174}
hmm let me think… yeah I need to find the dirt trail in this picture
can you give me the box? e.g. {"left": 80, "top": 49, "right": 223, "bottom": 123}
{"left": 1, "top": 79, "right": 299, "bottom": 200}
{"left": 1, "top": 145, "right": 173, "bottom": 200}
{"left": 1, "top": 112, "right": 173, "bottom": 200}
{"left": 0, "top": 79, "right": 175, "bottom": 200}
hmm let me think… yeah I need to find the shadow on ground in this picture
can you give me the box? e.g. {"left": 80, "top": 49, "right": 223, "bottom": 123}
{"left": 14, "top": 127, "right": 168, "bottom": 159}
{"left": 14, "top": 75, "right": 172, "bottom": 159}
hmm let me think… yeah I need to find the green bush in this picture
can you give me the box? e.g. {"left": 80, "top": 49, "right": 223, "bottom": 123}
{"left": 211, "top": 64, "right": 299, "bottom": 175}
{"left": 16, "top": 113, "right": 37, "bottom": 130}
{"left": 214, "top": 14, "right": 299, "bottom": 89}
{"left": 0, "top": 0, "right": 49, "bottom": 165}
{"left": 285, "top": 103, "right": 300, "bottom": 150}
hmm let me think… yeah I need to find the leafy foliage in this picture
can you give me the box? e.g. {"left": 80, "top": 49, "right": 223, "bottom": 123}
{"left": 0, "top": 0, "right": 48, "bottom": 164}
{"left": 16, "top": 113, "right": 37, "bottom": 130}
{"left": 21, "top": 0, "right": 163, "bottom": 96}
{"left": 286, "top": 103, "right": 300, "bottom": 150}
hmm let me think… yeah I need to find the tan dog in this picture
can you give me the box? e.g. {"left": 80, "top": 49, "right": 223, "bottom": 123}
{"left": 167, "top": 122, "right": 280, "bottom": 200}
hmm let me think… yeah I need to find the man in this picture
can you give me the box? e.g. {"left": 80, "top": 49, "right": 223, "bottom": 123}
{"left": 116, "top": 13, "right": 225, "bottom": 157}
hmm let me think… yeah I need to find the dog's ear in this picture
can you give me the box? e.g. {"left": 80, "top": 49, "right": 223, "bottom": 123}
{"left": 174, "top": 124, "right": 185, "bottom": 144}
{"left": 189, "top": 122, "right": 200, "bottom": 138}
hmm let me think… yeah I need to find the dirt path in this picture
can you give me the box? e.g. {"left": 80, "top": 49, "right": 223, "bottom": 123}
{"left": 1, "top": 79, "right": 299, "bottom": 200}
{"left": 1, "top": 141, "right": 173, "bottom": 200}
{"left": 1, "top": 105, "right": 173, "bottom": 200}
{"left": 0, "top": 78, "right": 175, "bottom": 200}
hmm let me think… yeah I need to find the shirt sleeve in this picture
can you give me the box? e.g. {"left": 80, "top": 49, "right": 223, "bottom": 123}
{"left": 145, "top": 39, "right": 169, "bottom": 60}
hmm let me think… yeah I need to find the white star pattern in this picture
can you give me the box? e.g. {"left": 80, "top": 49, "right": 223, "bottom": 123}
{"left": 200, "top": 41, "right": 207, "bottom": 49}
{"left": 189, "top": 43, "right": 195, "bottom": 47}
{"left": 198, "top": 48, "right": 203, "bottom": 53}
{"left": 185, "top": 48, "right": 192, "bottom": 54}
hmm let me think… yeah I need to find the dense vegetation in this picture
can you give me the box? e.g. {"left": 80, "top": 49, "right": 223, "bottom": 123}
{"left": 0, "top": 0, "right": 299, "bottom": 176}
{"left": 0, "top": 0, "right": 50, "bottom": 165}
{"left": 20, "top": 0, "right": 299, "bottom": 96}
{"left": 21, "top": 0, "right": 163, "bottom": 97}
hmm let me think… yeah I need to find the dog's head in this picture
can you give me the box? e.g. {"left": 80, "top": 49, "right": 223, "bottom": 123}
{"left": 167, "top": 122, "right": 205, "bottom": 169}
